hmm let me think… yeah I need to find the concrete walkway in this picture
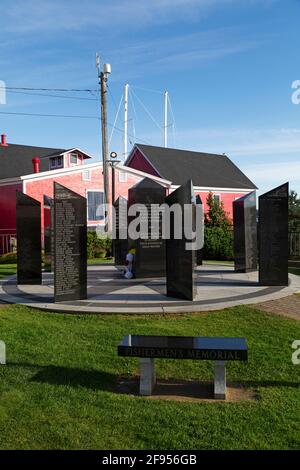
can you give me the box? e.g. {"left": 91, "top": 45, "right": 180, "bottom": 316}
{"left": 1, "top": 264, "right": 300, "bottom": 314}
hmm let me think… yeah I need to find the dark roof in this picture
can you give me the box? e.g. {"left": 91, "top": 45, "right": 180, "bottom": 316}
{"left": 0, "top": 143, "right": 66, "bottom": 179}
{"left": 132, "top": 144, "right": 257, "bottom": 190}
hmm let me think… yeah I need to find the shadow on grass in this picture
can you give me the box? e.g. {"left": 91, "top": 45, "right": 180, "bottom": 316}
{"left": 30, "top": 365, "right": 117, "bottom": 391}
{"left": 6, "top": 363, "right": 300, "bottom": 395}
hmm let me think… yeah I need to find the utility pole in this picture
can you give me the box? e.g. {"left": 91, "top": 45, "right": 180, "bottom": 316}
{"left": 124, "top": 83, "right": 129, "bottom": 160}
{"left": 96, "top": 54, "right": 111, "bottom": 232}
{"left": 164, "top": 90, "right": 168, "bottom": 148}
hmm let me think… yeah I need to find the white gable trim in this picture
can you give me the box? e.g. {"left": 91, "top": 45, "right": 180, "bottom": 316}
{"left": 125, "top": 144, "right": 164, "bottom": 179}
{"left": 116, "top": 163, "right": 171, "bottom": 187}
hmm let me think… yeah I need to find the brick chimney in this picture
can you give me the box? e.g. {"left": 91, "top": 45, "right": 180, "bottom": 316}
{"left": 32, "top": 157, "right": 40, "bottom": 173}
{"left": 1, "top": 134, "right": 8, "bottom": 146}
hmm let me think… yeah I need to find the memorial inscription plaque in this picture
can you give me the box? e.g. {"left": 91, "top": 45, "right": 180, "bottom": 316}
{"left": 113, "top": 196, "right": 128, "bottom": 266}
{"left": 165, "top": 179, "right": 196, "bottom": 300}
{"left": 233, "top": 191, "right": 257, "bottom": 273}
{"left": 259, "top": 182, "right": 289, "bottom": 286}
{"left": 54, "top": 183, "right": 87, "bottom": 302}
{"left": 16, "top": 191, "right": 42, "bottom": 285}
{"left": 128, "top": 178, "right": 166, "bottom": 278}
{"left": 44, "top": 195, "right": 53, "bottom": 272}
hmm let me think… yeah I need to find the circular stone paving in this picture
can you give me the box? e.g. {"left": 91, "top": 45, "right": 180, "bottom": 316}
{"left": 1, "top": 263, "right": 300, "bottom": 314}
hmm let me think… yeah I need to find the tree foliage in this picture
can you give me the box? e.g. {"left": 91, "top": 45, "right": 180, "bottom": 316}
{"left": 289, "top": 190, "right": 300, "bottom": 231}
{"left": 203, "top": 192, "right": 234, "bottom": 260}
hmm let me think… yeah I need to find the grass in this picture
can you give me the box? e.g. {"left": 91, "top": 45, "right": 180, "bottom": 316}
{"left": 289, "top": 267, "right": 300, "bottom": 276}
{"left": 0, "top": 304, "right": 299, "bottom": 450}
{"left": 87, "top": 258, "right": 114, "bottom": 265}
{"left": 0, "top": 264, "right": 16, "bottom": 279}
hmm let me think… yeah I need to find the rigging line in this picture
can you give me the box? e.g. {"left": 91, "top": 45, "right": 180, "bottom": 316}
{"left": 107, "top": 84, "right": 119, "bottom": 111}
{"left": 0, "top": 86, "right": 98, "bottom": 93}
{"left": 168, "top": 94, "right": 177, "bottom": 146}
{"left": 109, "top": 92, "right": 124, "bottom": 147}
{"left": 107, "top": 121, "right": 153, "bottom": 146}
{"left": 130, "top": 85, "right": 163, "bottom": 95}
{"left": 130, "top": 88, "right": 162, "bottom": 131}
{"left": 0, "top": 111, "right": 99, "bottom": 119}
{"left": 129, "top": 88, "right": 137, "bottom": 141}
{"left": 6, "top": 89, "right": 98, "bottom": 101}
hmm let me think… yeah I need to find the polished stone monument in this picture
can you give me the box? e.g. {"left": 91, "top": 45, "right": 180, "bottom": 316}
{"left": 195, "top": 195, "right": 203, "bottom": 266}
{"left": 16, "top": 191, "right": 42, "bottom": 285}
{"left": 165, "top": 179, "right": 196, "bottom": 300}
{"left": 259, "top": 182, "right": 289, "bottom": 286}
{"left": 43, "top": 195, "right": 53, "bottom": 272}
{"left": 113, "top": 196, "right": 128, "bottom": 266}
{"left": 233, "top": 191, "right": 257, "bottom": 272}
{"left": 54, "top": 183, "right": 87, "bottom": 302}
{"left": 118, "top": 335, "right": 248, "bottom": 399}
{"left": 128, "top": 178, "right": 166, "bottom": 278}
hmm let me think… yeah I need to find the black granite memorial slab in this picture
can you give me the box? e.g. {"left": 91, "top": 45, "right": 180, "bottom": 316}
{"left": 118, "top": 335, "right": 248, "bottom": 361}
{"left": 128, "top": 178, "right": 166, "bottom": 278}
{"left": 54, "top": 183, "right": 87, "bottom": 302}
{"left": 195, "top": 195, "right": 203, "bottom": 266}
{"left": 44, "top": 195, "right": 53, "bottom": 272}
{"left": 165, "top": 179, "right": 196, "bottom": 300}
{"left": 113, "top": 196, "right": 128, "bottom": 266}
{"left": 259, "top": 183, "right": 289, "bottom": 286}
{"left": 233, "top": 191, "right": 257, "bottom": 273}
{"left": 16, "top": 191, "right": 42, "bottom": 285}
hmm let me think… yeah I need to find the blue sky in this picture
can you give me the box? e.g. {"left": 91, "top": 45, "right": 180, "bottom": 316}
{"left": 0, "top": 0, "right": 300, "bottom": 195}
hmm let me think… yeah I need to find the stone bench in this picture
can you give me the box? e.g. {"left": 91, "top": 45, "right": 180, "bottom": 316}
{"left": 118, "top": 335, "right": 248, "bottom": 399}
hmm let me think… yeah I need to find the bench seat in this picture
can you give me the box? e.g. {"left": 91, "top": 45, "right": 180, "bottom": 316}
{"left": 118, "top": 335, "right": 248, "bottom": 399}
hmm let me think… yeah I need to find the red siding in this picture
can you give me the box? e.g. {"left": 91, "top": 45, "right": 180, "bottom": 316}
{"left": 194, "top": 191, "right": 249, "bottom": 220}
{"left": 0, "top": 182, "right": 22, "bottom": 233}
{"left": 127, "top": 148, "right": 161, "bottom": 177}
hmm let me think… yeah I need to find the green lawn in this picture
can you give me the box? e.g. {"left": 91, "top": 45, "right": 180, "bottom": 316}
{"left": 87, "top": 258, "right": 114, "bottom": 265}
{"left": 0, "top": 264, "right": 16, "bottom": 279}
{"left": 289, "top": 267, "right": 300, "bottom": 276}
{"left": 0, "top": 304, "right": 299, "bottom": 450}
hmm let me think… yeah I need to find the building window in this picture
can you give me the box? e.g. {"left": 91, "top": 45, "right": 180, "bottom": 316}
{"left": 50, "top": 156, "right": 63, "bottom": 169}
{"left": 82, "top": 169, "right": 90, "bottom": 181}
{"left": 87, "top": 191, "right": 104, "bottom": 221}
{"left": 70, "top": 153, "right": 78, "bottom": 165}
{"left": 119, "top": 170, "right": 127, "bottom": 183}
{"left": 213, "top": 194, "right": 221, "bottom": 204}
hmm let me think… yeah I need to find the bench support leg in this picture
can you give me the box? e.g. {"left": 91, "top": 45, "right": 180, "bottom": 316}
{"left": 0, "top": 341, "right": 5, "bottom": 365}
{"left": 139, "top": 358, "right": 156, "bottom": 396}
{"left": 214, "top": 361, "right": 226, "bottom": 399}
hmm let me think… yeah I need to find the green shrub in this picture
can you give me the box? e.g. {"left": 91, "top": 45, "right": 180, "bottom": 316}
{"left": 0, "top": 252, "right": 17, "bottom": 264}
{"left": 203, "top": 227, "right": 234, "bottom": 261}
{"left": 87, "top": 231, "right": 112, "bottom": 259}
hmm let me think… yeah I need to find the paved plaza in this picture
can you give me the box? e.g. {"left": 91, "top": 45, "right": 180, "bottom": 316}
{"left": 1, "top": 263, "right": 299, "bottom": 314}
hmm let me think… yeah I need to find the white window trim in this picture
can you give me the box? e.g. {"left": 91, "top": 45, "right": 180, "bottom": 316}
{"left": 82, "top": 169, "right": 91, "bottom": 181}
{"left": 69, "top": 152, "right": 78, "bottom": 166}
{"left": 86, "top": 189, "right": 105, "bottom": 222}
{"left": 118, "top": 170, "right": 127, "bottom": 183}
{"left": 49, "top": 156, "right": 63, "bottom": 170}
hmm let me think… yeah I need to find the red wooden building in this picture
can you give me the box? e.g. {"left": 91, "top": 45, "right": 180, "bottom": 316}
{"left": 0, "top": 134, "right": 256, "bottom": 253}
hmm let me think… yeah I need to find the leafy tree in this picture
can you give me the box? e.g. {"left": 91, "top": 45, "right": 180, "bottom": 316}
{"left": 204, "top": 192, "right": 232, "bottom": 228}
{"left": 289, "top": 190, "right": 300, "bottom": 231}
{"left": 203, "top": 192, "right": 233, "bottom": 260}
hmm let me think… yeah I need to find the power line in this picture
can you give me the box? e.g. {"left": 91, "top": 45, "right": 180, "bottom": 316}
{"left": 0, "top": 110, "right": 99, "bottom": 119}
{"left": 0, "top": 86, "right": 98, "bottom": 93}
{"left": 6, "top": 89, "right": 98, "bottom": 101}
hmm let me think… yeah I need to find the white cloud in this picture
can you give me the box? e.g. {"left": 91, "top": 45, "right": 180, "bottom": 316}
{"left": 0, "top": 0, "right": 272, "bottom": 33}
{"left": 174, "top": 127, "right": 300, "bottom": 156}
